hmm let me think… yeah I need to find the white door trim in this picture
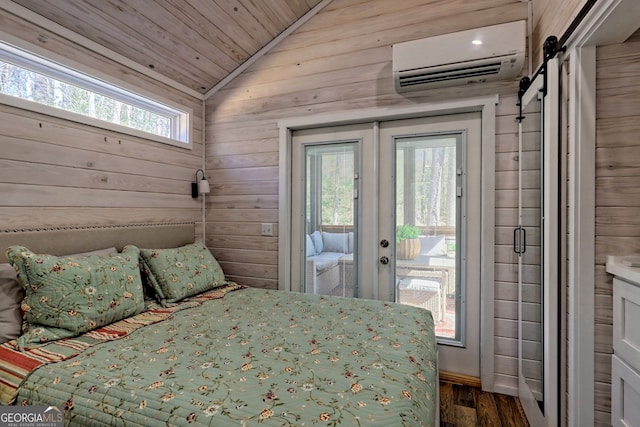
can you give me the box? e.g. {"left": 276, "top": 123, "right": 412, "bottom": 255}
{"left": 562, "top": 1, "right": 640, "bottom": 425}
{"left": 566, "top": 45, "right": 596, "bottom": 427}
{"left": 278, "top": 95, "right": 498, "bottom": 390}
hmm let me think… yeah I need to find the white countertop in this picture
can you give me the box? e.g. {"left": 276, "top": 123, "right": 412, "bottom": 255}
{"left": 606, "top": 256, "right": 640, "bottom": 286}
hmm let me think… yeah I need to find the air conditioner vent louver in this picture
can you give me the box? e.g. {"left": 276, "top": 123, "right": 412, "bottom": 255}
{"left": 393, "top": 21, "right": 526, "bottom": 91}
{"left": 398, "top": 62, "right": 502, "bottom": 87}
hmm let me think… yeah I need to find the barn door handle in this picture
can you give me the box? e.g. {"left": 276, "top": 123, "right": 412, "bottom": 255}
{"left": 513, "top": 226, "right": 526, "bottom": 255}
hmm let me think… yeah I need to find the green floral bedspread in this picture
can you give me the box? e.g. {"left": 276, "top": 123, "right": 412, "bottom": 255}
{"left": 15, "top": 288, "right": 438, "bottom": 426}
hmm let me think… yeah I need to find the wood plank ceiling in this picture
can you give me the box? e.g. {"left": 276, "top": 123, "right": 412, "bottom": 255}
{"left": 9, "top": 0, "right": 324, "bottom": 95}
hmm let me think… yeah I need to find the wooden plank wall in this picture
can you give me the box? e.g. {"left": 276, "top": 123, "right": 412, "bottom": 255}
{"left": 205, "top": 0, "right": 528, "bottom": 393}
{"left": 594, "top": 29, "right": 640, "bottom": 426}
{"left": 532, "top": 0, "right": 588, "bottom": 69}
{"left": 0, "top": 11, "right": 204, "bottom": 237}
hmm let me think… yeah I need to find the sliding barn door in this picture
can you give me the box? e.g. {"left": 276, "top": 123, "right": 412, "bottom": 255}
{"left": 517, "top": 58, "right": 560, "bottom": 426}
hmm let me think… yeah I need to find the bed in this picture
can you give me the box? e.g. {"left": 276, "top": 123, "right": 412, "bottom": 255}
{"left": 0, "top": 223, "right": 438, "bottom": 426}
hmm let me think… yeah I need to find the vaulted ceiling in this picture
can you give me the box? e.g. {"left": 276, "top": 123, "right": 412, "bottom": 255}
{"left": 9, "top": 0, "right": 325, "bottom": 95}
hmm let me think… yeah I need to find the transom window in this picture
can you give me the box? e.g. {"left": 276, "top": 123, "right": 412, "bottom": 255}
{"left": 0, "top": 41, "right": 190, "bottom": 148}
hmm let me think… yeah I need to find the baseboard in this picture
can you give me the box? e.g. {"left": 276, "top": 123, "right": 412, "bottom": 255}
{"left": 439, "top": 371, "right": 482, "bottom": 388}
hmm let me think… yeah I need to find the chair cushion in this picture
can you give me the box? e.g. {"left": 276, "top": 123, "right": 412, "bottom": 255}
{"left": 311, "top": 231, "right": 323, "bottom": 255}
{"left": 308, "top": 252, "right": 343, "bottom": 273}
{"left": 322, "top": 232, "right": 350, "bottom": 253}
{"left": 306, "top": 234, "right": 316, "bottom": 257}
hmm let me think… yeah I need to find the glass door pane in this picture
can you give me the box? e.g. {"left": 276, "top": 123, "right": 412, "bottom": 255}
{"left": 394, "top": 135, "right": 461, "bottom": 340}
{"left": 304, "top": 143, "right": 358, "bottom": 297}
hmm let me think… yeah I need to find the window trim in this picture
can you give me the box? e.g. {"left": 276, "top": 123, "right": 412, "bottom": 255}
{"left": 0, "top": 37, "right": 192, "bottom": 149}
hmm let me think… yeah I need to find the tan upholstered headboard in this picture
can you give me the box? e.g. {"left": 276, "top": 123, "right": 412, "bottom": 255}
{"left": 0, "top": 223, "right": 195, "bottom": 263}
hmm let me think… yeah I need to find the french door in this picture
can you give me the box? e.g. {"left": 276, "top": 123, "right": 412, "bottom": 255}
{"left": 290, "top": 113, "right": 482, "bottom": 377}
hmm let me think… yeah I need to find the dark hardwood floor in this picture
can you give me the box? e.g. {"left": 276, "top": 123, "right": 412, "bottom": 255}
{"left": 440, "top": 382, "right": 530, "bottom": 427}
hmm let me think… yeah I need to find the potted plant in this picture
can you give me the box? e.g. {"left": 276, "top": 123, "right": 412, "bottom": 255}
{"left": 396, "top": 224, "right": 421, "bottom": 260}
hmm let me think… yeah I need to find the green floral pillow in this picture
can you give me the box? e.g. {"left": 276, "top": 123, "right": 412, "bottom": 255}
{"left": 139, "top": 242, "right": 226, "bottom": 305}
{"left": 6, "top": 245, "right": 145, "bottom": 349}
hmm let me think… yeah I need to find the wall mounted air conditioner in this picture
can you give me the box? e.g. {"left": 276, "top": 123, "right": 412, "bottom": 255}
{"left": 393, "top": 20, "right": 526, "bottom": 92}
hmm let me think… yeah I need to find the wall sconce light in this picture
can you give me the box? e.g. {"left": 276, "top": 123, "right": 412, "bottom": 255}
{"left": 192, "top": 169, "right": 210, "bottom": 198}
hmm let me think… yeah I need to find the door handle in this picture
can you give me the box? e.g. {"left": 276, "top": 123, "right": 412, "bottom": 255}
{"left": 380, "top": 239, "right": 389, "bottom": 248}
{"left": 379, "top": 256, "right": 389, "bottom": 265}
{"left": 513, "top": 225, "right": 526, "bottom": 254}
